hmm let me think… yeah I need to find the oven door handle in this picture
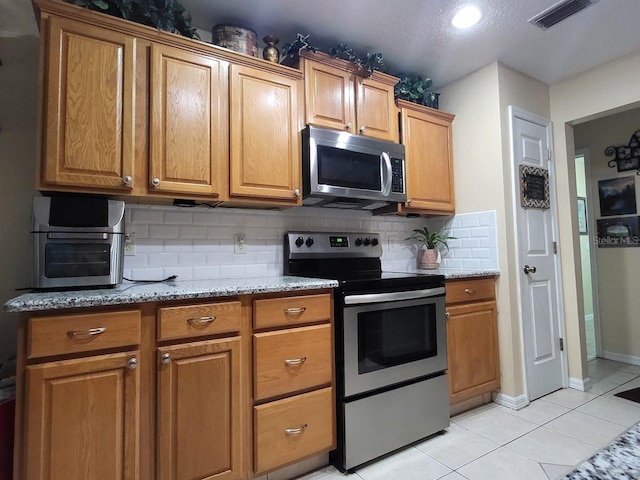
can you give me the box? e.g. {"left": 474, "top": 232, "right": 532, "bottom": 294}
{"left": 344, "top": 287, "right": 445, "bottom": 305}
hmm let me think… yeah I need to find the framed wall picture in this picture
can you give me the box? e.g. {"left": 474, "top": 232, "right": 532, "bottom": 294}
{"left": 598, "top": 176, "right": 637, "bottom": 217}
{"left": 596, "top": 216, "right": 640, "bottom": 248}
{"left": 520, "top": 165, "right": 550, "bottom": 209}
{"left": 577, "top": 197, "right": 587, "bottom": 234}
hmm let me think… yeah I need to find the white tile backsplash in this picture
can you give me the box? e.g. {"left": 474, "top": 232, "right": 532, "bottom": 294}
{"left": 123, "top": 206, "right": 499, "bottom": 280}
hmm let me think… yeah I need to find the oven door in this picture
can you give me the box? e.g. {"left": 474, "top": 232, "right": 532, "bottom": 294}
{"left": 342, "top": 287, "right": 447, "bottom": 398}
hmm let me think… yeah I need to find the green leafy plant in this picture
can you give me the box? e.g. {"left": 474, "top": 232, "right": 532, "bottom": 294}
{"left": 329, "top": 43, "right": 385, "bottom": 76}
{"left": 394, "top": 75, "right": 440, "bottom": 109}
{"left": 65, "top": 0, "right": 200, "bottom": 39}
{"left": 405, "top": 226, "right": 455, "bottom": 251}
{"left": 281, "top": 33, "right": 318, "bottom": 62}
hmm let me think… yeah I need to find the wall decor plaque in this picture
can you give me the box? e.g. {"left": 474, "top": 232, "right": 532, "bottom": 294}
{"left": 520, "top": 165, "right": 550, "bottom": 209}
{"left": 596, "top": 216, "right": 640, "bottom": 248}
{"left": 605, "top": 130, "right": 640, "bottom": 174}
{"left": 598, "top": 176, "right": 636, "bottom": 217}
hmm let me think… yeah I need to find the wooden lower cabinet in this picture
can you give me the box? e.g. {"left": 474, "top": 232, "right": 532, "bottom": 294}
{"left": 446, "top": 278, "right": 500, "bottom": 405}
{"left": 254, "top": 387, "right": 335, "bottom": 474}
{"left": 157, "top": 337, "right": 242, "bottom": 480}
{"left": 24, "top": 351, "right": 141, "bottom": 480}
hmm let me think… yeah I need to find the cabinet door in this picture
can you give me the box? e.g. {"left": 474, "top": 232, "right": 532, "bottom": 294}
{"left": 149, "top": 44, "right": 227, "bottom": 197}
{"left": 43, "top": 17, "right": 136, "bottom": 190}
{"left": 447, "top": 301, "right": 500, "bottom": 404}
{"left": 24, "top": 351, "right": 140, "bottom": 480}
{"left": 229, "top": 65, "right": 301, "bottom": 203}
{"left": 356, "top": 77, "right": 399, "bottom": 142}
{"left": 400, "top": 103, "right": 455, "bottom": 214}
{"left": 157, "top": 337, "right": 242, "bottom": 480}
{"left": 303, "top": 60, "right": 354, "bottom": 132}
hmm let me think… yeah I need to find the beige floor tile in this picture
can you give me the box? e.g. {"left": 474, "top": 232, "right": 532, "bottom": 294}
{"left": 414, "top": 423, "right": 500, "bottom": 469}
{"left": 587, "top": 379, "right": 619, "bottom": 396}
{"left": 269, "top": 455, "right": 329, "bottom": 480}
{"left": 457, "top": 447, "right": 548, "bottom": 480}
{"left": 506, "top": 426, "right": 596, "bottom": 466}
{"left": 591, "top": 358, "right": 640, "bottom": 374}
{"left": 454, "top": 407, "right": 537, "bottom": 445}
{"left": 503, "top": 399, "right": 570, "bottom": 425}
{"left": 596, "top": 370, "right": 638, "bottom": 386}
{"left": 293, "top": 465, "right": 351, "bottom": 480}
{"left": 544, "top": 410, "right": 628, "bottom": 447}
{"left": 540, "top": 463, "right": 573, "bottom": 480}
{"left": 541, "top": 388, "right": 597, "bottom": 409}
{"left": 440, "top": 473, "right": 468, "bottom": 480}
{"left": 603, "top": 376, "right": 640, "bottom": 404}
{"left": 450, "top": 402, "right": 500, "bottom": 424}
{"left": 587, "top": 364, "right": 618, "bottom": 380}
{"left": 576, "top": 396, "right": 640, "bottom": 426}
{"left": 355, "top": 447, "right": 451, "bottom": 480}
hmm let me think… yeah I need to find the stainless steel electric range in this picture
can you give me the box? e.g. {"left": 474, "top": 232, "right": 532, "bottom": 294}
{"left": 284, "top": 231, "right": 450, "bottom": 471}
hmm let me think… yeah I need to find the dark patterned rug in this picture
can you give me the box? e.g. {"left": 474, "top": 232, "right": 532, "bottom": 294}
{"left": 560, "top": 421, "right": 640, "bottom": 479}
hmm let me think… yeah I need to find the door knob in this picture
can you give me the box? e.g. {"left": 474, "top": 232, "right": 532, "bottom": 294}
{"left": 523, "top": 265, "right": 537, "bottom": 274}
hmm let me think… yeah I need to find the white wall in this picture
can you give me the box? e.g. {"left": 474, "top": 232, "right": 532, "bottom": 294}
{"left": 574, "top": 155, "right": 593, "bottom": 319}
{"left": 574, "top": 108, "right": 640, "bottom": 362}
{"left": 550, "top": 49, "right": 640, "bottom": 375}
{"left": 0, "top": 37, "right": 38, "bottom": 365}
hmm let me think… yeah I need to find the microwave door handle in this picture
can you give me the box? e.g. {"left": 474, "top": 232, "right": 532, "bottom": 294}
{"left": 381, "top": 152, "right": 392, "bottom": 195}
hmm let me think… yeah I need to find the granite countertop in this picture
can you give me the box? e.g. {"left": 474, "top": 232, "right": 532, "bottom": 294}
{"left": 3, "top": 276, "right": 339, "bottom": 313}
{"left": 403, "top": 267, "right": 500, "bottom": 280}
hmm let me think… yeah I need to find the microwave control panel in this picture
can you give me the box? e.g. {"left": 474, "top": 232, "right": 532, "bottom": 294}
{"left": 391, "top": 158, "right": 404, "bottom": 193}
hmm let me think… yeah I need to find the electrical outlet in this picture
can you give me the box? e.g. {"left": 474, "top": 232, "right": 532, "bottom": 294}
{"left": 124, "top": 232, "right": 136, "bottom": 256}
{"left": 388, "top": 235, "right": 398, "bottom": 252}
{"left": 234, "top": 234, "right": 246, "bottom": 254}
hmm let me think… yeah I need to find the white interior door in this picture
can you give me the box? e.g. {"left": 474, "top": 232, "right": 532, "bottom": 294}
{"left": 511, "top": 107, "right": 565, "bottom": 401}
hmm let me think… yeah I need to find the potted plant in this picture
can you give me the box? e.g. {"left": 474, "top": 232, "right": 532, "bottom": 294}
{"left": 405, "top": 226, "right": 455, "bottom": 269}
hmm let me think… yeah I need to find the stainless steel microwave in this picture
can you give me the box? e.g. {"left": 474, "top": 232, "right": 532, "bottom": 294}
{"left": 302, "top": 126, "right": 406, "bottom": 210}
{"left": 31, "top": 196, "right": 126, "bottom": 289}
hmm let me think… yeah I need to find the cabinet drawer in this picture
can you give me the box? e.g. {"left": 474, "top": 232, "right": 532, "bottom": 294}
{"left": 446, "top": 278, "right": 495, "bottom": 305}
{"left": 254, "top": 387, "right": 335, "bottom": 474}
{"left": 28, "top": 310, "right": 141, "bottom": 359}
{"left": 254, "top": 324, "right": 332, "bottom": 401}
{"left": 157, "top": 301, "right": 241, "bottom": 341}
{"left": 254, "top": 293, "right": 331, "bottom": 329}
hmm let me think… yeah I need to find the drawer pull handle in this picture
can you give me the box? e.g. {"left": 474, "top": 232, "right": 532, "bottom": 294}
{"left": 284, "top": 307, "right": 306, "bottom": 316}
{"left": 67, "top": 327, "right": 106, "bottom": 339}
{"left": 285, "top": 424, "right": 308, "bottom": 435}
{"left": 464, "top": 288, "right": 477, "bottom": 295}
{"left": 187, "top": 316, "right": 216, "bottom": 326}
{"left": 284, "top": 356, "right": 307, "bottom": 366}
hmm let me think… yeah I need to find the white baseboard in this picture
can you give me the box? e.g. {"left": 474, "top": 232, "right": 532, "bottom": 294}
{"left": 569, "top": 376, "right": 592, "bottom": 391}
{"left": 584, "top": 314, "right": 594, "bottom": 324}
{"left": 493, "top": 392, "right": 529, "bottom": 410}
{"left": 602, "top": 350, "right": 640, "bottom": 366}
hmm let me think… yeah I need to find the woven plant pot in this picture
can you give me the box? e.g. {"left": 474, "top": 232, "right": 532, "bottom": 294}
{"left": 417, "top": 249, "right": 440, "bottom": 269}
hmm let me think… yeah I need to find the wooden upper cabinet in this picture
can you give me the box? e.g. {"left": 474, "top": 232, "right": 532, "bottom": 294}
{"left": 398, "top": 100, "right": 455, "bottom": 214}
{"left": 149, "top": 44, "right": 228, "bottom": 198}
{"left": 42, "top": 16, "right": 136, "bottom": 191}
{"left": 303, "top": 60, "right": 353, "bottom": 132}
{"left": 157, "top": 337, "right": 242, "bottom": 480}
{"left": 24, "top": 351, "right": 140, "bottom": 480}
{"left": 300, "top": 52, "right": 399, "bottom": 142}
{"left": 229, "top": 64, "right": 301, "bottom": 203}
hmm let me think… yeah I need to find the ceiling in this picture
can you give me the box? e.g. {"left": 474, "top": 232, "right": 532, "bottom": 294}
{"left": 4, "top": 0, "right": 640, "bottom": 88}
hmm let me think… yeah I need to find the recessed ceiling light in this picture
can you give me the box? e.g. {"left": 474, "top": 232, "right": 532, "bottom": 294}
{"left": 452, "top": 5, "right": 482, "bottom": 29}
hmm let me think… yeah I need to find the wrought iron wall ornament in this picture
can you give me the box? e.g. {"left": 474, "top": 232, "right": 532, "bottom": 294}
{"left": 605, "top": 130, "right": 640, "bottom": 174}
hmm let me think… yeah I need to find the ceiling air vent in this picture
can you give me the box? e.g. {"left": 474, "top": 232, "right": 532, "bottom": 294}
{"left": 528, "top": 0, "right": 599, "bottom": 30}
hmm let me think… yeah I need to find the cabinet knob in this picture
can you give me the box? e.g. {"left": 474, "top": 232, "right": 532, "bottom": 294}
{"left": 127, "top": 357, "right": 138, "bottom": 370}
{"left": 122, "top": 175, "right": 133, "bottom": 185}
{"left": 407, "top": 198, "right": 413, "bottom": 204}
{"left": 359, "top": 126, "right": 366, "bottom": 133}
{"left": 161, "top": 353, "right": 171, "bottom": 364}
{"left": 445, "top": 311, "right": 450, "bottom": 319}
{"left": 345, "top": 122, "right": 352, "bottom": 130}
{"left": 294, "top": 188, "right": 301, "bottom": 197}
{"left": 151, "top": 178, "right": 160, "bottom": 187}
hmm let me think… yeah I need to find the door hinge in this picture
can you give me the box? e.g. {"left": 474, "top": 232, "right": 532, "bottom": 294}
{"left": 547, "top": 148, "right": 552, "bottom": 161}
{"left": 560, "top": 338, "right": 564, "bottom": 351}
{"left": 553, "top": 241, "right": 557, "bottom": 254}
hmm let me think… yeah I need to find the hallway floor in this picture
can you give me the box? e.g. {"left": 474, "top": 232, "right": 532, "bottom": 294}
{"left": 292, "top": 358, "right": 640, "bottom": 480}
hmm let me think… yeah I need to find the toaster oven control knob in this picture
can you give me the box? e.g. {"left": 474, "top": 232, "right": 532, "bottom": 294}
{"left": 355, "top": 237, "right": 363, "bottom": 246}
{"left": 151, "top": 178, "right": 160, "bottom": 188}
{"left": 305, "top": 237, "right": 314, "bottom": 247}
{"left": 363, "top": 238, "right": 371, "bottom": 246}
{"left": 295, "top": 236, "right": 304, "bottom": 248}
{"left": 371, "top": 238, "right": 379, "bottom": 246}
{"left": 122, "top": 175, "right": 133, "bottom": 185}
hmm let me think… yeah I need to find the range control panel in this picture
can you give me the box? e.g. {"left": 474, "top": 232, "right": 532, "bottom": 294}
{"left": 286, "top": 231, "right": 383, "bottom": 258}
